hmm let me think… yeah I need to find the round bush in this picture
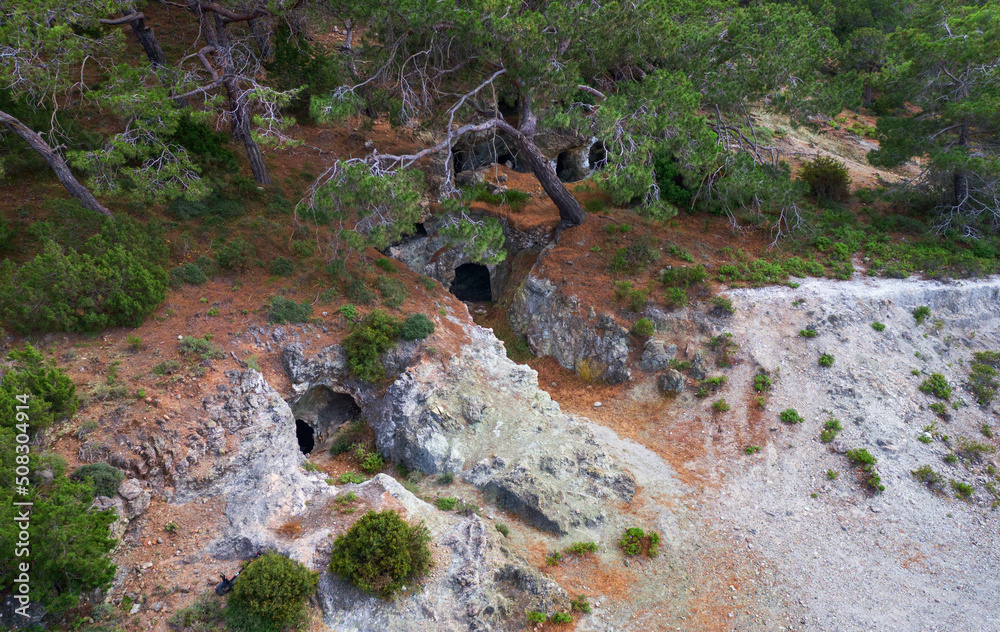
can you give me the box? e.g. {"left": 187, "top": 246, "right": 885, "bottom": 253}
{"left": 400, "top": 314, "right": 435, "bottom": 341}
{"left": 798, "top": 156, "right": 850, "bottom": 202}
{"left": 169, "top": 263, "right": 208, "bottom": 287}
{"left": 631, "top": 318, "right": 654, "bottom": 337}
{"left": 328, "top": 510, "right": 432, "bottom": 599}
{"left": 227, "top": 552, "right": 318, "bottom": 630}
{"left": 70, "top": 463, "right": 123, "bottom": 498}
{"left": 268, "top": 257, "right": 296, "bottom": 277}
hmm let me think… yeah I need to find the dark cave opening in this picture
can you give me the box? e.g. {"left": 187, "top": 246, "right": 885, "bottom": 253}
{"left": 588, "top": 141, "right": 607, "bottom": 170}
{"left": 556, "top": 150, "right": 589, "bottom": 183}
{"left": 295, "top": 419, "right": 315, "bottom": 454}
{"left": 450, "top": 263, "right": 493, "bottom": 302}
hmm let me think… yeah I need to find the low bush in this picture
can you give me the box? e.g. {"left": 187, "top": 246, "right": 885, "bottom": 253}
{"left": 711, "top": 398, "right": 731, "bottom": 412}
{"left": 613, "top": 281, "right": 649, "bottom": 312}
{"left": 347, "top": 278, "right": 377, "bottom": 305}
{"left": 216, "top": 238, "right": 257, "bottom": 272}
{"left": 968, "top": 351, "right": 1000, "bottom": 406}
{"left": 799, "top": 328, "right": 817, "bottom": 338}
{"left": 153, "top": 360, "right": 181, "bottom": 376}
{"left": 912, "top": 305, "right": 931, "bottom": 325}
{"left": 169, "top": 263, "right": 208, "bottom": 287}
{"left": 328, "top": 510, "right": 432, "bottom": 599}
{"left": 69, "top": 463, "right": 123, "bottom": 499}
{"left": 779, "top": 408, "right": 804, "bottom": 424}
{"left": 819, "top": 353, "right": 835, "bottom": 367}
{"left": 950, "top": 479, "right": 974, "bottom": 499}
{"left": 353, "top": 444, "right": 385, "bottom": 473}
{"left": 179, "top": 336, "right": 223, "bottom": 360}
{"left": 400, "top": 313, "right": 435, "bottom": 341}
{"left": 226, "top": 552, "right": 318, "bottom": 632}
{"left": 631, "top": 318, "right": 655, "bottom": 337}
{"left": 659, "top": 265, "right": 707, "bottom": 288}
{"left": 551, "top": 612, "right": 573, "bottom": 624}
{"left": 919, "top": 373, "right": 952, "bottom": 400}
{"left": 168, "top": 591, "right": 226, "bottom": 632}
{"left": 267, "top": 295, "right": 313, "bottom": 324}
{"left": 268, "top": 257, "right": 295, "bottom": 277}
{"left": 820, "top": 418, "right": 842, "bottom": 443}
{"left": 375, "top": 275, "right": 408, "bottom": 308}
{"left": 435, "top": 496, "right": 458, "bottom": 511}
{"left": 663, "top": 286, "right": 687, "bottom": 310}
{"left": 798, "top": 156, "right": 850, "bottom": 202}
{"left": 0, "top": 226, "right": 168, "bottom": 333}
{"left": 495, "top": 523, "right": 510, "bottom": 538}
{"left": 618, "top": 527, "right": 660, "bottom": 557}
{"left": 753, "top": 372, "right": 772, "bottom": 393}
{"left": 343, "top": 310, "right": 401, "bottom": 382}
{"left": 566, "top": 541, "right": 599, "bottom": 555}
{"left": 0, "top": 344, "right": 80, "bottom": 434}
{"left": 710, "top": 296, "right": 736, "bottom": 316}
{"left": 912, "top": 465, "right": 943, "bottom": 488}
{"left": 872, "top": 321, "right": 886, "bottom": 332}
{"left": 527, "top": 611, "right": 547, "bottom": 624}
{"left": 570, "top": 595, "right": 591, "bottom": 613}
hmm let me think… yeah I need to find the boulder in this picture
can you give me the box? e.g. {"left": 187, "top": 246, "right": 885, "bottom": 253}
{"left": 116, "top": 479, "right": 150, "bottom": 520}
{"left": 639, "top": 338, "right": 677, "bottom": 373}
{"left": 658, "top": 369, "right": 686, "bottom": 395}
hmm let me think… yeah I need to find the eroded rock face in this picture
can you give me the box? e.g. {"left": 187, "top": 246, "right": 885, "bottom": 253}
{"left": 283, "top": 321, "right": 636, "bottom": 535}
{"left": 178, "top": 370, "right": 330, "bottom": 558}
{"left": 640, "top": 338, "right": 677, "bottom": 373}
{"left": 507, "top": 275, "right": 632, "bottom": 384}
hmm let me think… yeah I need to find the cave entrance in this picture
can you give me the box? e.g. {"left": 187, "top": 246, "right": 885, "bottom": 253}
{"left": 588, "top": 141, "right": 607, "bottom": 171}
{"left": 451, "top": 263, "right": 492, "bottom": 302}
{"left": 295, "top": 419, "right": 315, "bottom": 454}
{"left": 289, "top": 387, "right": 362, "bottom": 453}
{"left": 556, "top": 149, "right": 590, "bottom": 183}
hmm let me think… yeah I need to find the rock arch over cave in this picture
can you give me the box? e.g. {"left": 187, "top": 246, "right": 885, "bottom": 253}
{"left": 289, "top": 386, "right": 362, "bottom": 453}
{"left": 450, "top": 263, "right": 492, "bottom": 302}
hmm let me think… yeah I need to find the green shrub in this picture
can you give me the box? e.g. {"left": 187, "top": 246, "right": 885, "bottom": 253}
{"left": 919, "top": 373, "right": 952, "bottom": 400}
{"left": 607, "top": 235, "right": 658, "bottom": 274}
{"left": 753, "top": 372, "right": 772, "bottom": 393}
{"left": 435, "top": 496, "right": 458, "bottom": 511}
{"left": 551, "top": 612, "right": 573, "bottom": 624}
{"left": 436, "top": 471, "right": 454, "bottom": 485}
{"left": 820, "top": 418, "right": 842, "bottom": 443}
{"left": 912, "top": 305, "right": 931, "bottom": 325}
{"left": 872, "top": 321, "right": 886, "bottom": 332}
{"left": 566, "top": 541, "right": 599, "bottom": 555}
{"left": 179, "top": 336, "right": 223, "bottom": 360}
{"left": 168, "top": 591, "right": 226, "bottom": 631}
{"left": 267, "top": 295, "right": 313, "bottom": 324}
{"left": 353, "top": 444, "right": 385, "bottom": 473}
{"left": 799, "top": 328, "right": 817, "bottom": 338}
{"left": 226, "top": 552, "right": 318, "bottom": 631}
{"left": 290, "top": 239, "right": 315, "bottom": 258}
{"left": 69, "top": 463, "right": 124, "bottom": 499}
{"left": 153, "top": 360, "right": 181, "bottom": 376}
{"left": 710, "top": 296, "right": 735, "bottom": 316}
{"left": 375, "top": 275, "right": 408, "bottom": 308}
{"left": 339, "top": 472, "right": 366, "bottom": 484}
{"left": 269, "top": 257, "right": 295, "bottom": 277}
{"left": 745, "top": 445, "right": 762, "bottom": 455}
{"left": 170, "top": 112, "right": 237, "bottom": 171}
{"left": 328, "top": 510, "right": 432, "bottom": 599}
{"left": 663, "top": 287, "right": 687, "bottom": 310}
{"left": 375, "top": 258, "right": 396, "bottom": 273}
{"left": 846, "top": 448, "right": 877, "bottom": 470}
{"left": 526, "top": 611, "right": 547, "bottom": 624}
{"left": 170, "top": 263, "right": 208, "bottom": 287}
{"left": 0, "top": 344, "right": 80, "bottom": 434}
{"left": 0, "top": 228, "right": 168, "bottom": 333}
{"left": 912, "top": 465, "right": 943, "bottom": 487}
{"left": 950, "top": 479, "right": 974, "bottom": 499}
{"left": 400, "top": 313, "right": 435, "bottom": 341}
{"left": 631, "top": 318, "right": 655, "bottom": 337}
{"left": 343, "top": 310, "right": 401, "bottom": 382}
{"left": 216, "top": 238, "right": 257, "bottom": 271}
{"left": 659, "top": 265, "right": 707, "bottom": 288}
{"left": 545, "top": 551, "right": 562, "bottom": 566}
{"left": 779, "top": 408, "right": 804, "bottom": 424}
{"left": 618, "top": 527, "right": 660, "bottom": 557}
{"left": 968, "top": 351, "right": 1000, "bottom": 406}
{"left": 495, "top": 523, "right": 510, "bottom": 538}
{"left": 338, "top": 304, "right": 358, "bottom": 321}
{"left": 347, "top": 278, "right": 377, "bottom": 305}
{"left": 711, "top": 398, "right": 731, "bottom": 412}
{"left": 612, "top": 281, "right": 649, "bottom": 312}
{"left": 570, "top": 595, "right": 591, "bottom": 613}
{"left": 798, "top": 156, "right": 850, "bottom": 202}
{"left": 819, "top": 353, "right": 835, "bottom": 367}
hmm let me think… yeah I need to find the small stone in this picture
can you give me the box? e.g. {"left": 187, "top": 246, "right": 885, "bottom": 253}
{"left": 129, "top": 604, "right": 141, "bottom": 615}
{"left": 594, "top": 402, "right": 602, "bottom": 408}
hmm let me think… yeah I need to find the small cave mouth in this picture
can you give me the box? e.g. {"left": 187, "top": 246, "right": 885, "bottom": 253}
{"left": 451, "top": 263, "right": 492, "bottom": 302}
{"left": 556, "top": 149, "right": 589, "bottom": 183}
{"left": 588, "top": 141, "right": 607, "bottom": 171}
{"left": 414, "top": 222, "right": 428, "bottom": 237}
{"left": 295, "top": 419, "right": 315, "bottom": 454}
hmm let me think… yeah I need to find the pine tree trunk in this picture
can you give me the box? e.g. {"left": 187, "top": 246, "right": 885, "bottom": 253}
{"left": 124, "top": 7, "right": 189, "bottom": 107}
{"left": 494, "top": 119, "right": 585, "bottom": 234}
{"left": 0, "top": 109, "right": 113, "bottom": 219}
{"left": 204, "top": 12, "right": 272, "bottom": 185}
